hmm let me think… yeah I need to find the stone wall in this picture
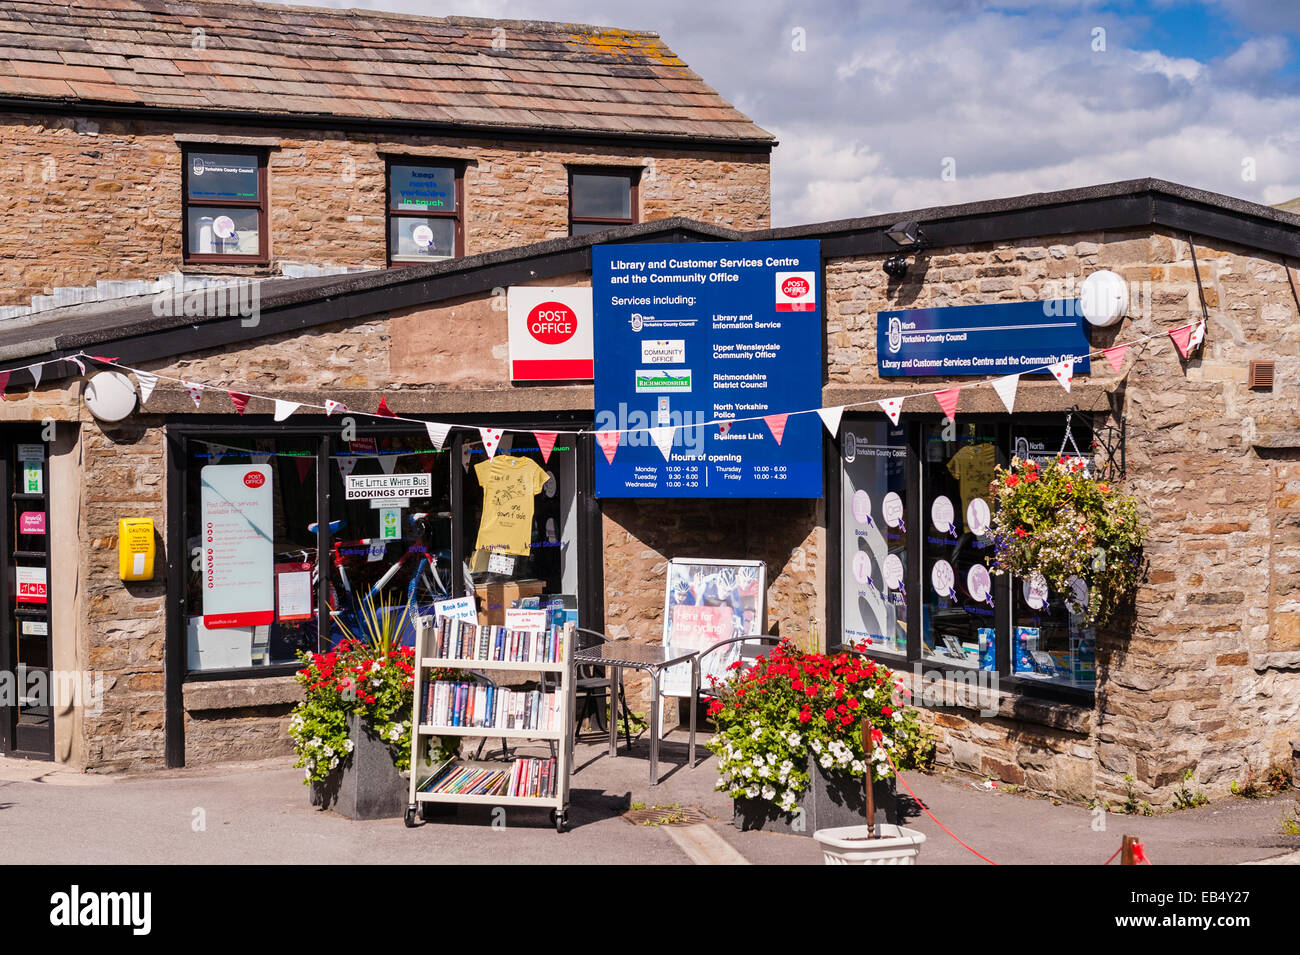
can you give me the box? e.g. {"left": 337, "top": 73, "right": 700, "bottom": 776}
{"left": 0, "top": 112, "right": 770, "bottom": 308}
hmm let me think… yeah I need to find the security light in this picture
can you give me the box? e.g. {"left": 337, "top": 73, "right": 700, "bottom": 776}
{"left": 885, "top": 220, "right": 927, "bottom": 249}
{"left": 883, "top": 254, "right": 910, "bottom": 278}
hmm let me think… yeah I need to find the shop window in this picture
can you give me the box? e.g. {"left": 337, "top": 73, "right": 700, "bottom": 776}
{"left": 182, "top": 148, "right": 269, "bottom": 264}
{"left": 569, "top": 168, "right": 638, "bottom": 236}
{"left": 387, "top": 161, "right": 462, "bottom": 264}
{"left": 1008, "top": 423, "right": 1097, "bottom": 690}
{"left": 325, "top": 433, "right": 454, "bottom": 647}
{"left": 183, "top": 436, "right": 318, "bottom": 673}
{"left": 920, "top": 422, "right": 999, "bottom": 667}
{"left": 840, "top": 421, "right": 908, "bottom": 656}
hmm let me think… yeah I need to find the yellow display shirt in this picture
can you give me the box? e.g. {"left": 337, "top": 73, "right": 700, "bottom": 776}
{"left": 473, "top": 455, "right": 549, "bottom": 557}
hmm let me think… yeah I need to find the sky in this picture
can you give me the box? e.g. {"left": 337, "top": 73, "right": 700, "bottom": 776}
{"left": 291, "top": 0, "right": 1300, "bottom": 226}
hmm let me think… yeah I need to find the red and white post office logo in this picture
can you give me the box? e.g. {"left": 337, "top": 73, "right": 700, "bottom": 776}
{"left": 243, "top": 470, "right": 266, "bottom": 489}
{"left": 507, "top": 286, "right": 594, "bottom": 381}
{"left": 526, "top": 301, "right": 578, "bottom": 345}
{"left": 775, "top": 271, "right": 816, "bottom": 312}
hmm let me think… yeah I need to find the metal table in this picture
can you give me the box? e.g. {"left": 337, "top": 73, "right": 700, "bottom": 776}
{"left": 572, "top": 641, "right": 700, "bottom": 785}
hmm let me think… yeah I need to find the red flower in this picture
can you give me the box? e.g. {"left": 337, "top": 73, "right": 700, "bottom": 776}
{"left": 1015, "top": 526, "right": 1028, "bottom": 537}
{"left": 1006, "top": 474, "right": 1020, "bottom": 488}
{"left": 1025, "top": 472, "right": 1038, "bottom": 483}
{"left": 881, "top": 705, "right": 893, "bottom": 718}
{"left": 798, "top": 709, "right": 811, "bottom": 724}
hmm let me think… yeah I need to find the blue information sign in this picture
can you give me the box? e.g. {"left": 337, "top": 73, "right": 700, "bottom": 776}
{"left": 593, "top": 241, "right": 824, "bottom": 499}
{"left": 877, "top": 300, "right": 1091, "bottom": 377}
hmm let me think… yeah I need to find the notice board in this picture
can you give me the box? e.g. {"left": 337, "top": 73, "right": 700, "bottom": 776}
{"left": 592, "top": 241, "right": 823, "bottom": 498}
{"left": 201, "top": 464, "right": 274, "bottom": 629}
{"left": 660, "top": 557, "right": 766, "bottom": 698}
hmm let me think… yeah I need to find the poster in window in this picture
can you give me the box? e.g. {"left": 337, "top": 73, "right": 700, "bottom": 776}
{"left": 660, "top": 557, "right": 766, "bottom": 697}
{"left": 201, "top": 464, "right": 274, "bottom": 629}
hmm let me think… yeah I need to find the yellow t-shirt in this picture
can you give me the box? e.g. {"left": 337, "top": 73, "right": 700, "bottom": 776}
{"left": 473, "top": 455, "right": 549, "bottom": 557}
{"left": 947, "top": 442, "right": 997, "bottom": 515}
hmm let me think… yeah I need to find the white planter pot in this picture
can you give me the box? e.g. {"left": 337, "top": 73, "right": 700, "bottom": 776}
{"left": 813, "top": 824, "right": 926, "bottom": 865}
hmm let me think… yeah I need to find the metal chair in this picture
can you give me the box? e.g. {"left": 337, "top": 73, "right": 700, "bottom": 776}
{"left": 572, "top": 627, "right": 634, "bottom": 749}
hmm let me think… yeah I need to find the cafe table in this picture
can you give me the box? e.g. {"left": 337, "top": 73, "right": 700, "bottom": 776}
{"left": 571, "top": 641, "right": 700, "bottom": 785}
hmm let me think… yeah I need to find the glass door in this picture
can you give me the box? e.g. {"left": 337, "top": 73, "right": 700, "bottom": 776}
{"left": 1, "top": 432, "right": 54, "bottom": 759}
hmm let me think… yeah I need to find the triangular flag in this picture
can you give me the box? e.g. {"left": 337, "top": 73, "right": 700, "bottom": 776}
{"left": 135, "top": 371, "right": 158, "bottom": 405}
{"left": 274, "top": 400, "right": 300, "bottom": 422}
{"left": 934, "top": 387, "right": 960, "bottom": 421}
{"left": 325, "top": 400, "right": 346, "bottom": 416}
{"left": 878, "top": 397, "right": 903, "bottom": 425}
{"left": 1168, "top": 322, "right": 1196, "bottom": 359}
{"left": 182, "top": 380, "right": 204, "bottom": 409}
{"left": 66, "top": 356, "right": 85, "bottom": 375}
{"left": 649, "top": 426, "right": 675, "bottom": 461}
{"left": 252, "top": 453, "right": 270, "bottom": 465}
{"left": 336, "top": 456, "right": 358, "bottom": 480}
{"left": 596, "top": 430, "right": 620, "bottom": 465}
{"left": 817, "top": 406, "right": 844, "bottom": 436}
{"left": 295, "top": 458, "right": 312, "bottom": 483}
{"left": 763, "top": 414, "right": 789, "bottom": 446}
{"left": 1188, "top": 319, "right": 1205, "bottom": 352}
{"left": 534, "top": 431, "right": 558, "bottom": 464}
{"left": 1103, "top": 345, "right": 1128, "bottom": 375}
{"left": 209, "top": 443, "right": 225, "bottom": 464}
{"left": 27, "top": 364, "right": 42, "bottom": 390}
{"left": 375, "top": 396, "right": 397, "bottom": 418}
{"left": 1048, "top": 359, "right": 1074, "bottom": 393}
{"left": 718, "top": 421, "right": 732, "bottom": 435}
{"left": 992, "top": 374, "right": 1019, "bottom": 414}
{"left": 228, "top": 392, "right": 251, "bottom": 415}
{"left": 424, "top": 422, "right": 451, "bottom": 450}
{"left": 0, "top": 370, "right": 9, "bottom": 400}
{"left": 378, "top": 454, "right": 399, "bottom": 475}
{"left": 479, "top": 427, "right": 503, "bottom": 459}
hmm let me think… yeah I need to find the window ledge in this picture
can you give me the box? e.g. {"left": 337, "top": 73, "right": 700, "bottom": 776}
{"left": 183, "top": 675, "right": 303, "bottom": 712}
{"left": 174, "top": 133, "right": 281, "bottom": 148}
{"left": 181, "top": 264, "right": 277, "bottom": 277}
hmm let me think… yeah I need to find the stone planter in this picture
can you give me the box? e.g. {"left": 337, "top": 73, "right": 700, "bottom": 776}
{"left": 814, "top": 824, "right": 926, "bottom": 865}
{"left": 309, "top": 713, "right": 408, "bottom": 820}
{"left": 733, "top": 756, "right": 899, "bottom": 836}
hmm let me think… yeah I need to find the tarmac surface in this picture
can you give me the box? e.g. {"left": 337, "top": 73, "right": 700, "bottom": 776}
{"left": 1, "top": 730, "right": 1297, "bottom": 865}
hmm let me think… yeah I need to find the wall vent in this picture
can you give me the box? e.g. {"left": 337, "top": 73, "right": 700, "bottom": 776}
{"left": 1248, "top": 360, "right": 1275, "bottom": 390}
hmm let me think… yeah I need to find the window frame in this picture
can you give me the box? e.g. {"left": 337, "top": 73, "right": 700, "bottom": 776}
{"left": 385, "top": 158, "right": 465, "bottom": 266}
{"left": 567, "top": 165, "right": 640, "bottom": 235}
{"left": 828, "top": 413, "right": 1097, "bottom": 706}
{"left": 180, "top": 146, "right": 270, "bottom": 266}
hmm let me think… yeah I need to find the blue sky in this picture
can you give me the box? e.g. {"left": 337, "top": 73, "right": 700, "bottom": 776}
{"left": 294, "top": 0, "right": 1300, "bottom": 225}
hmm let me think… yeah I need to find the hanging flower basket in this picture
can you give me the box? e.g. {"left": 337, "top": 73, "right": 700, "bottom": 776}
{"left": 988, "top": 455, "right": 1145, "bottom": 626}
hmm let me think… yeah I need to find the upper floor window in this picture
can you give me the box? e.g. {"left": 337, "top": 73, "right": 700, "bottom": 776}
{"left": 182, "top": 148, "right": 269, "bottom": 264}
{"left": 387, "top": 161, "right": 463, "bottom": 264}
{"left": 569, "top": 168, "right": 639, "bottom": 235}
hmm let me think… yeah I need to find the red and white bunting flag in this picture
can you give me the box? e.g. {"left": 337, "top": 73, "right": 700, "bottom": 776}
{"left": 424, "top": 422, "right": 451, "bottom": 450}
{"left": 336, "top": 456, "right": 358, "bottom": 480}
{"left": 596, "top": 430, "right": 620, "bottom": 464}
{"left": 27, "top": 364, "right": 42, "bottom": 390}
{"left": 273, "top": 400, "right": 299, "bottom": 422}
{"left": 378, "top": 454, "right": 399, "bottom": 475}
{"left": 718, "top": 421, "right": 732, "bottom": 435}
{"left": 1048, "top": 359, "right": 1074, "bottom": 393}
{"left": 0, "top": 370, "right": 9, "bottom": 399}
{"left": 878, "top": 397, "right": 904, "bottom": 425}
{"left": 1103, "top": 344, "right": 1128, "bottom": 375}
{"left": 1168, "top": 322, "right": 1197, "bottom": 359}
{"left": 295, "top": 458, "right": 312, "bottom": 483}
{"left": 649, "top": 426, "right": 675, "bottom": 461}
{"left": 1188, "top": 319, "right": 1205, "bottom": 352}
{"left": 935, "top": 387, "right": 960, "bottom": 421}
{"left": 992, "top": 374, "right": 1019, "bottom": 414}
{"left": 763, "top": 413, "right": 789, "bottom": 445}
{"left": 325, "top": 399, "right": 346, "bottom": 416}
{"left": 817, "top": 405, "right": 844, "bottom": 436}
{"left": 135, "top": 371, "right": 158, "bottom": 405}
{"left": 534, "top": 431, "right": 558, "bottom": 464}
{"left": 228, "top": 392, "right": 251, "bottom": 415}
{"left": 479, "top": 427, "right": 503, "bottom": 459}
{"left": 374, "top": 396, "right": 397, "bottom": 418}
{"left": 182, "top": 380, "right": 204, "bottom": 409}
{"left": 66, "top": 356, "right": 86, "bottom": 375}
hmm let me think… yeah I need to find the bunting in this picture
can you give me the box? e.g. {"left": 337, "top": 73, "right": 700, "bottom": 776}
{"left": 718, "top": 421, "right": 732, "bottom": 435}
{"left": 1103, "top": 345, "right": 1128, "bottom": 375}
{"left": 1048, "top": 359, "right": 1074, "bottom": 393}
{"left": 228, "top": 392, "right": 251, "bottom": 415}
{"left": 336, "top": 456, "right": 358, "bottom": 480}
{"left": 295, "top": 458, "right": 312, "bottom": 483}
{"left": 27, "top": 364, "right": 42, "bottom": 390}
{"left": 0, "top": 370, "right": 9, "bottom": 399}
{"left": 424, "top": 422, "right": 451, "bottom": 450}
{"left": 763, "top": 413, "right": 789, "bottom": 446}
{"left": 375, "top": 396, "right": 397, "bottom": 418}
{"left": 992, "top": 374, "right": 1019, "bottom": 414}
{"left": 325, "top": 400, "right": 346, "bottom": 416}
{"left": 479, "top": 427, "right": 503, "bottom": 459}
{"left": 378, "top": 454, "right": 399, "bottom": 475}
{"left": 135, "top": 371, "right": 158, "bottom": 406}
{"left": 273, "top": 400, "right": 299, "bottom": 422}
{"left": 1188, "top": 320, "right": 1205, "bottom": 353}
{"left": 1168, "top": 322, "right": 1197, "bottom": 359}
{"left": 596, "top": 431, "right": 620, "bottom": 464}
{"left": 817, "top": 405, "right": 844, "bottom": 436}
{"left": 878, "top": 397, "right": 904, "bottom": 425}
{"left": 182, "top": 380, "right": 204, "bottom": 409}
{"left": 649, "top": 425, "right": 675, "bottom": 461}
{"left": 934, "top": 387, "right": 960, "bottom": 421}
{"left": 534, "top": 431, "right": 558, "bottom": 464}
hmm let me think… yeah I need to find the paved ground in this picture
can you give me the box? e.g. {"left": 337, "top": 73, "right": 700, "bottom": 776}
{"left": 1, "top": 731, "right": 1297, "bottom": 865}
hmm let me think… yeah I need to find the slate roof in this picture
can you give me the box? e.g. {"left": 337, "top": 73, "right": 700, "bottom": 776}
{"left": 0, "top": 0, "right": 772, "bottom": 144}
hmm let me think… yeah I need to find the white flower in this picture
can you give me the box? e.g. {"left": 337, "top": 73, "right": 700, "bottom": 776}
{"left": 766, "top": 753, "right": 776, "bottom": 765}
{"left": 746, "top": 786, "right": 759, "bottom": 798}
{"left": 370, "top": 661, "right": 381, "bottom": 673}
{"left": 344, "top": 739, "right": 355, "bottom": 753}
{"left": 761, "top": 786, "right": 776, "bottom": 801}
{"left": 329, "top": 757, "right": 339, "bottom": 770}
{"left": 758, "top": 765, "right": 771, "bottom": 778}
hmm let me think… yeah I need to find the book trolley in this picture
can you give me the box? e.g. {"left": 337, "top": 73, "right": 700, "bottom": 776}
{"left": 405, "top": 615, "right": 574, "bottom": 832}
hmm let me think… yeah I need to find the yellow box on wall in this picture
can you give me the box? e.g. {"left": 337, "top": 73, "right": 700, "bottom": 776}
{"left": 118, "top": 518, "right": 155, "bottom": 581}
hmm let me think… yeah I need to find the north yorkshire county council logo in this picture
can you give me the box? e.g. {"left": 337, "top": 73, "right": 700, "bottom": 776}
{"left": 192, "top": 157, "right": 205, "bottom": 176}
{"left": 843, "top": 431, "right": 857, "bottom": 463}
{"left": 887, "top": 316, "right": 903, "bottom": 354}
{"left": 629, "top": 314, "right": 644, "bottom": 332}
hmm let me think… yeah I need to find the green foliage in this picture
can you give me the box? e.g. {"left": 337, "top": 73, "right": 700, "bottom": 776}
{"left": 1171, "top": 768, "right": 1210, "bottom": 811}
{"left": 988, "top": 455, "right": 1146, "bottom": 626}
{"left": 705, "top": 639, "right": 931, "bottom": 813}
{"left": 1281, "top": 809, "right": 1300, "bottom": 836}
{"left": 1120, "top": 774, "right": 1155, "bottom": 816}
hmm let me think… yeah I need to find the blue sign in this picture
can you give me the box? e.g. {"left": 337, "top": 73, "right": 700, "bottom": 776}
{"left": 593, "top": 241, "right": 824, "bottom": 498}
{"left": 877, "top": 300, "right": 1091, "bottom": 377}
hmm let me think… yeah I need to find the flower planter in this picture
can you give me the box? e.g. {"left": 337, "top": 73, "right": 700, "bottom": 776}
{"left": 813, "top": 824, "right": 926, "bottom": 865}
{"left": 309, "top": 713, "right": 407, "bottom": 820}
{"left": 733, "top": 757, "right": 898, "bottom": 836}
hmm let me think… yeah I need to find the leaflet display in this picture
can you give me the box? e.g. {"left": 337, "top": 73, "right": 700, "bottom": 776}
{"left": 200, "top": 464, "right": 274, "bottom": 629}
{"left": 592, "top": 241, "right": 823, "bottom": 498}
